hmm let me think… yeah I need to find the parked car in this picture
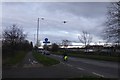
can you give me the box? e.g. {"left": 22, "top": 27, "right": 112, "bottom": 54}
{"left": 38, "top": 49, "right": 42, "bottom": 53}
{"left": 44, "top": 50, "right": 50, "bottom": 55}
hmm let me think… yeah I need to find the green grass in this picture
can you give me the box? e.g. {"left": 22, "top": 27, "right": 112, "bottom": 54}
{"left": 68, "top": 53, "right": 119, "bottom": 62}
{"left": 52, "top": 51, "right": 119, "bottom": 62}
{"left": 3, "top": 51, "right": 27, "bottom": 66}
{"left": 32, "top": 51, "right": 60, "bottom": 66}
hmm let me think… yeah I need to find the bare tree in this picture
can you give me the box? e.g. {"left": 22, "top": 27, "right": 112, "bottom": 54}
{"left": 3, "top": 24, "right": 26, "bottom": 43}
{"left": 104, "top": 2, "right": 120, "bottom": 44}
{"left": 2, "top": 24, "right": 27, "bottom": 56}
{"left": 78, "top": 31, "right": 92, "bottom": 47}
{"left": 62, "top": 39, "right": 71, "bottom": 48}
{"left": 51, "top": 43, "right": 59, "bottom": 52}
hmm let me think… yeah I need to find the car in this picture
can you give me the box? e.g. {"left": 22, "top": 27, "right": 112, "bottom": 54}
{"left": 39, "top": 50, "right": 42, "bottom": 52}
{"left": 44, "top": 50, "right": 50, "bottom": 55}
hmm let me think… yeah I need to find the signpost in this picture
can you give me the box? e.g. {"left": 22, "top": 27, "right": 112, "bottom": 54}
{"left": 43, "top": 38, "right": 50, "bottom": 50}
{"left": 43, "top": 38, "right": 50, "bottom": 44}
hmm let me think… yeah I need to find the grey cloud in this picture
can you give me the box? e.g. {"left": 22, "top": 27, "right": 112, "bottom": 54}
{"left": 2, "top": 2, "right": 109, "bottom": 44}
{"left": 44, "top": 2, "right": 110, "bottom": 18}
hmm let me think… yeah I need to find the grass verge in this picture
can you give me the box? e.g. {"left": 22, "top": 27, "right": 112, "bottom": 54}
{"left": 52, "top": 51, "right": 119, "bottom": 62}
{"left": 3, "top": 51, "right": 27, "bottom": 66}
{"left": 32, "top": 51, "right": 60, "bottom": 66}
{"left": 68, "top": 53, "right": 119, "bottom": 62}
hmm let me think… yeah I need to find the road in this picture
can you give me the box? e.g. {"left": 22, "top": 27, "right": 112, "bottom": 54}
{"left": 48, "top": 54, "right": 119, "bottom": 78}
{"left": 2, "top": 52, "right": 120, "bottom": 79}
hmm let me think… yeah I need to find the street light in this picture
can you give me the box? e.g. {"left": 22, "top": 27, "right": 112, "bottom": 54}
{"left": 36, "top": 17, "right": 44, "bottom": 48}
{"left": 36, "top": 19, "right": 67, "bottom": 48}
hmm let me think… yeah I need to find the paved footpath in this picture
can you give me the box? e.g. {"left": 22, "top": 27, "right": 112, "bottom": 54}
{"left": 18, "top": 52, "right": 43, "bottom": 68}
{"left": 2, "top": 52, "right": 96, "bottom": 78}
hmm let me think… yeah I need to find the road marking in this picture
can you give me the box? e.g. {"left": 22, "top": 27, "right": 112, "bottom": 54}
{"left": 31, "top": 61, "right": 33, "bottom": 64}
{"left": 58, "top": 56, "right": 61, "bottom": 57}
{"left": 61, "top": 62, "right": 85, "bottom": 71}
{"left": 60, "top": 62, "right": 65, "bottom": 64}
{"left": 66, "top": 64, "right": 73, "bottom": 67}
{"left": 29, "top": 59, "right": 31, "bottom": 61}
{"left": 33, "top": 60, "right": 38, "bottom": 64}
{"left": 77, "top": 67, "right": 85, "bottom": 70}
{"left": 60, "top": 62, "right": 73, "bottom": 67}
{"left": 51, "top": 55, "right": 55, "bottom": 56}
{"left": 92, "top": 72, "right": 104, "bottom": 77}
{"left": 52, "top": 55, "right": 61, "bottom": 58}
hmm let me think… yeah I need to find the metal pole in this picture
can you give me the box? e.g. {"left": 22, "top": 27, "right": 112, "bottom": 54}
{"left": 34, "top": 34, "right": 35, "bottom": 46}
{"left": 37, "top": 18, "right": 39, "bottom": 47}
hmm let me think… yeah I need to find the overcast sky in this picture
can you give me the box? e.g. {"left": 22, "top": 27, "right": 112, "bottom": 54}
{"left": 2, "top": 2, "right": 110, "bottom": 45}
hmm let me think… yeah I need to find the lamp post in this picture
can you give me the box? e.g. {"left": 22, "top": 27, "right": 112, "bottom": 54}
{"left": 36, "top": 18, "right": 44, "bottom": 48}
{"left": 36, "top": 18, "right": 39, "bottom": 47}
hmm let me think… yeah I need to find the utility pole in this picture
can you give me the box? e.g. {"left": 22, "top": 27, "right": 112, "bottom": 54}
{"left": 36, "top": 18, "right": 39, "bottom": 47}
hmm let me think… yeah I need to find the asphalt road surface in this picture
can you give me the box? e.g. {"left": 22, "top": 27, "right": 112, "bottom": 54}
{"left": 2, "top": 52, "right": 120, "bottom": 79}
{"left": 48, "top": 54, "right": 119, "bottom": 78}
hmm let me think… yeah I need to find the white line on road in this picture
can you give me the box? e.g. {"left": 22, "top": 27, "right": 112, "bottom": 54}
{"left": 60, "top": 62, "right": 65, "bottom": 64}
{"left": 60, "top": 62, "right": 73, "bottom": 67}
{"left": 66, "top": 64, "right": 73, "bottom": 67}
{"left": 92, "top": 72, "right": 104, "bottom": 77}
{"left": 77, "top": 67, "right": 85, "bottom": 70}
{"left": 52, "top": 55, "right": 61, "bottom": 58}
{"left": 51, "top": 55, "right": 55, "bottom": 57}
{"left": 29, "top": 59, "right": 31, "bottom": 61}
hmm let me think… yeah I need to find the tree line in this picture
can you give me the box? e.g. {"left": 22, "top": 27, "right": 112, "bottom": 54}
{"left": 104, "top": 2, "right": 120, "bottom": 44}
{"left": 2, "top": 24, "right": 33, "bottom": 57}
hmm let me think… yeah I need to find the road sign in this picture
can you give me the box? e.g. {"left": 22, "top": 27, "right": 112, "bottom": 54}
{"left": 43, "top": 38, "right": 50, "bottom": 43}
{"left": 43, "top": 41, "right": 50, "bottom": 43}
{"left": 45, "top": 38, "right": 48, "bottom": 42}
